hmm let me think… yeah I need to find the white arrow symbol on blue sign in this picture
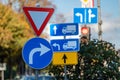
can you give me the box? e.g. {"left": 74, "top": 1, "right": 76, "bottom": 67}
{"left": 53, "top": 26, "right": 57, "bottom": 35}
{"left": 53, "top": 43, "right": 60, "bottom": 50}
{"left": 75, "top": 13, "right": 83, "bottom": 23}
{"left": 29, "top": 43, "right": 50, "bottom": 64}
{"left": 88, "top": 9, "right": 96, "bottom": 23}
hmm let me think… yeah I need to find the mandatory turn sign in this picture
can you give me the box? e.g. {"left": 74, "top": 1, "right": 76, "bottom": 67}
{"left": 22, "top": 37, "right": 53, "bottom": 69}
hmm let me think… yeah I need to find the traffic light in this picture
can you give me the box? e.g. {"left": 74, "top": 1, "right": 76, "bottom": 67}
{"left": 81, "top": 25, "right": 90, "bottom": 40}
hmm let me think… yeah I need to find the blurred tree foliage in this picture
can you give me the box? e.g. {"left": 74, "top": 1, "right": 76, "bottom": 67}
{"left": 0, "top": 3, "right": 33, "bottom": 61}
{"left": 5, "top": 0, "right": 56, "bottom": 13}
{"left": 0, "top": 3, "right": 34, "bottom": 79}
{"left": 49, "top": 39, "right": 120, "bottom": 80}
{"left": 77, "top": 39, "right": 120, "bottom": 80}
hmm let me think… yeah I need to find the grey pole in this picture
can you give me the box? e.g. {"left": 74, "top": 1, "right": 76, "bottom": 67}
{"left": 63, "top": 36, "right": 67, "bottom": 80}
{"left": 35, "top": 70, "right": 38, "bottom": 80}
{"left": 97, "top": 0, "right": 102, "bottom": 41}
{"left": 35, "top": 2, "right": 40, "bottom": 80}
{"left": 64, "top": 65, "right": 67, "bottom": 80}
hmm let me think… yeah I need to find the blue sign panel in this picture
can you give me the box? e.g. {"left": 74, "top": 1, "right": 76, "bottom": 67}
{"left": 51, "top": 39, "right": 79, "bottom": 52}
{"left": 74, "top": 8, "right": 97, "bottom": 24}
{"left": 50, "top": 23, "right": 79, "bottom": 36}
{"left": 22, "top": 37, "right": 53, "bottom": 69}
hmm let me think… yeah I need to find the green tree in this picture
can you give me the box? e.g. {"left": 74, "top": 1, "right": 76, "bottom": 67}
{"left": 78, "top": 39, "right": 120, "bottom": 80}
{"left": 49, "top": 39, "right": 120, "bottom": 80}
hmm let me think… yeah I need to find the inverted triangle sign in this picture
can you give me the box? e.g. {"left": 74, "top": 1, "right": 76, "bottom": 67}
{"left": 23, "top": 7, "right": 54, "bottom": 36}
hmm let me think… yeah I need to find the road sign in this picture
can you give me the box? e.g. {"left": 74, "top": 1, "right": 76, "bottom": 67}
{"left": 22, "top": 37, "right": 53, "bottom": 69}
{"left": 50, "top": 39, "right": 79, "bottom": 52}
{"left": 53, "top": 52, "right": 78, "bottom": 65}
{"left": 0, "top": 63, "right": 6, "bottom": 71}
{"left": 81, "top": 0, "right": 90, "bottom": 4}
{"left": 23, "top": 7, "right": 54, "bottom": 36}
{"left": 74, "top": 8, "right": 97, "bottom": 24}
{"left": 50, "top": 23, "right": 79, "bottom": 36}
{"left": 81, "top": 0, "right": 94, "bottom": 8}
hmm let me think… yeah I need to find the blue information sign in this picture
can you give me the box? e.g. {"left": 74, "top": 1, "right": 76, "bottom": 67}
{"left": 22, "top": 37, "right": 53, "bottom": 69}
{"left": 50, "top": 39, "right": 79, "bottom": 52}
{"left": 74, "top": 8, "right": 98, "bottom": 24}
{"left": 50, "top": 23, "right": 79, "bottom": 36}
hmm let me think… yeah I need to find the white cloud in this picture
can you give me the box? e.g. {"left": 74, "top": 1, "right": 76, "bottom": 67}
{"left": 95, "top": 18, "right": 120, "bottom": 49}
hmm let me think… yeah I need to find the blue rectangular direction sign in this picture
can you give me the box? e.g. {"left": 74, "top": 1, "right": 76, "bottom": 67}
{"left": 50, "top": 39, "right": 79, "bottom": 52}
{"left": 50, "top": 23, "right": 79, "bottom": 36}
{"left": 74, "top": 8, "right": 98, "bottom": 24}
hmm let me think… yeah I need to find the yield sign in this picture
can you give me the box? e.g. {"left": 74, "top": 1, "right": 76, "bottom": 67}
{"left": 23, "top": 7, "right": 54, "bottom": 36}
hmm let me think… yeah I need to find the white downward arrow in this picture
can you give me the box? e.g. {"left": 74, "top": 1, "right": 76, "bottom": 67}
{"left": 29, "top": 43, "right": 50, "bottom": 64}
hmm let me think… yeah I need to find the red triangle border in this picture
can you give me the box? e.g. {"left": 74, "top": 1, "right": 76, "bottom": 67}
{"left": 23, "top": 7, "right": 54, "bottom": 36}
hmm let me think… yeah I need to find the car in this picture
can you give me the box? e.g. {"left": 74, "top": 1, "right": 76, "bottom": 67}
{"left": 20, "top": 75, "right": 57, "bottom": 80}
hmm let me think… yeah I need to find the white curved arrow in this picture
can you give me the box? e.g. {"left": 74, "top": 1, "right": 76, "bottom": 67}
{"left": 75, "top": 13, "right": 83, "bottom": 23}
{"left": 29, "top": 43, "right": 50, "bottom": 64}
{"left": 53, "top": 43, "right": 60, "bottom": 50}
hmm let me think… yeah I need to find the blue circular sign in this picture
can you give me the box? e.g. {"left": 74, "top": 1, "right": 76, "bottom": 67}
{"left": 22, "top": 37, "right": 53, "bottom": 69}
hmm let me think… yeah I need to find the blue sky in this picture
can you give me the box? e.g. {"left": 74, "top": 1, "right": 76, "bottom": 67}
{"left": 52, "top": 0, "right": 119, "bottom": 21}
{"left": 51, "top": 0, "right": 120, "bottom": 49}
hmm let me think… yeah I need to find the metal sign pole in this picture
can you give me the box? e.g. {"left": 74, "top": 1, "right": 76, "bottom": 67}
{"left": 64, "top": 65, "right": 67, "bottom": 80}
{"left": 1, "top": 70, "right": 4, "bottom": 80}
{"left": 63, "top": 36, "right": 67, "bottom": 80}
{"left": 97, "top": 0, "right": 102, "bottom": 41}
{"left": 35, "top": 70, "right": 38, "bottom": 80}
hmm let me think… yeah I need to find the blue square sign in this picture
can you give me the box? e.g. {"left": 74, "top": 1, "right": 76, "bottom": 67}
{"left": 74, "top": 8, "right": 98, "bottom": 24}
{"left": 50, "top": 23, "right": 79, "bottom": 36}
{"left": 50, "top": 39, "right": 79, "bottom": 52}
